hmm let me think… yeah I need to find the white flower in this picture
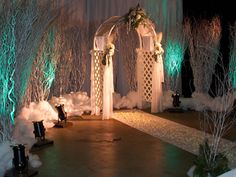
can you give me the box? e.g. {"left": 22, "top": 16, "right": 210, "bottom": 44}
{"left": 106, "top": 43, "right": 115, "bottom": 56}
{"left": 136, "top": 14, "right": 141, "bottom": 20}
{"left": 154, "top": 41, "right": 164, "bottom": 55}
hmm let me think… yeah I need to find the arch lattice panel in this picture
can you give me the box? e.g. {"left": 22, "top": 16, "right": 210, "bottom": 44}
{"left": 139, "top": 50, "right": 155, "bottom": 102}
{"left": 93, "top": 51, "right": 104, "bottom": 108}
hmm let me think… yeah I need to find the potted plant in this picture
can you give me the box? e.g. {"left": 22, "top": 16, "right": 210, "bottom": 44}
{"left": 193, "top": 139, "right": 230, "bottom": 177}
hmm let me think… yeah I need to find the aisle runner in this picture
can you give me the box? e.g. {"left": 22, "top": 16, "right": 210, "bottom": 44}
{"left": 113, "top": 110, "right": 236, "bottom": 166}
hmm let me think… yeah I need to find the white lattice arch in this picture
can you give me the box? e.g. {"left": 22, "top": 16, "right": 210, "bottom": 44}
{"left": 90, "top": 9, "right": 164, "bottom": 119}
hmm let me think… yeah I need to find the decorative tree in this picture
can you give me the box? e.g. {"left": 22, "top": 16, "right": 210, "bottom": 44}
{"left": 0, "top": 0, "right": 60, "bottom": 142}
{"left": 164, "top": 25, "right": 186, "bottom": 92}
{"left": 0, "top": 2, "right": 17, "bottom": 141}
{"left": 15, "top": 1, "right": 60, "bottom": 107}
{"left": 51, "top": 25, "right": 87, "bottom": 96}
{"left": 193, "top": 58, "right": 236, "bottom": 177}
{"left": 183, "top": 17, "right": 221, "bottom": 94}
{"left": 24, "top": 27, "right": 62, "bottom": 104}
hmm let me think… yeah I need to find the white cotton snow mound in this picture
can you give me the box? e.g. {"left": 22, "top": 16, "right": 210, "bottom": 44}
{"left": 49, "top": 91, "right": 91, "bottom": 116}
{"left": 191, "top": 92, "right": 235, "bottom": 112}
{"left": 162, "top": 90, "right": 174, "bottom": 110}
{"left": 18, "top": 101, "right": 58, "bottom": 128}
{"left": 211, "top": 94, "right": 234, "bottom": 111}
{"left": 29, "top": 153, "right": 42, "bottom": 168}
{"left": 180, "top": 98, "right": 196, "bottom": 110}
{"left": 165, "top": 92, "right": 235, "bottom": 112}
{"left": 113, "top": 92, "right": 121, "bottom": 109}
{"left": 0, "top": 142, "right": 42, "bottom": 177}
{"left": 161, "top": 90, "right": 198, "bottom": 111}
{"left": 190, "top": 92, "right": 213, "bottom": 111}
{"left": 0, "top": 142, "right": 13, "bottom": 177}
{"left": 160, "top": 91, "right": 235, "bottom": 112}
{"left": 12, "top": 118, "right": 36, "bottom": 150}
{"left": 113, "top": 91, "right": 138, "bottom": 109}
{"left": 12, "top": 118, "right": 42, "bottom": 169}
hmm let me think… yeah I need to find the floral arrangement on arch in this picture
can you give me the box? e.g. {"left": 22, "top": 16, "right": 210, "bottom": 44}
{"left": 102, "top": 42, "right": 115, "bottom": 66}
{"left": 153, "top": 40, "right": 164, "bottom": 62}
{"left": 124, "top": 4, "right": 148, "bottom": 29}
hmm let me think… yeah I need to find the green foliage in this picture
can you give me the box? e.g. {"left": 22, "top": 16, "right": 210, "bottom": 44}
{"left": 193, "top": 139, "right": 230, "bottom": 177}
{"left": 124, "top": 4, "right": 148, "bottom": 29}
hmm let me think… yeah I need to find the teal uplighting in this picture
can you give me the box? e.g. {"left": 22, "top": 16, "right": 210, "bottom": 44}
{"left": 42, "top": 28, "right": 56, "bottom": 94}
{"left": 229, "top": 56, "right": 236, "bottom": 89}
{"left": 229, "top": 34, "right": 236, "bottom": 89}
{"left": 0, "top": 14, "right": 16, "bottom": 124}
{"left": 164, "top": 39, "right": 184, "bottom": 77}
{"left": 43, "top": 59, "right": 56, "bottom": 91}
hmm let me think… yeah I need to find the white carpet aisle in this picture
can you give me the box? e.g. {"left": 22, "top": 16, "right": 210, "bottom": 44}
{"left": 113, "top": 110, "right": 236, "bottom": 167}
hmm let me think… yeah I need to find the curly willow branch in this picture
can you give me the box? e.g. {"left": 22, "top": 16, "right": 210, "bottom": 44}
{"left": 183, "top": 17, "right": 221, "bottom": 94}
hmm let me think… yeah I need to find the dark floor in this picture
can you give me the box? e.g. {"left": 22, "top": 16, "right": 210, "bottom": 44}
{"left": 34, "top": 119, "right": 195, "bottom": 177}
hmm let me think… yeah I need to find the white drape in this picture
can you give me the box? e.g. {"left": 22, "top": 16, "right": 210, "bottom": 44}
{"left": 151, "top": 55, "right": 164, "bottom": 113}
{"left": 102, "top": 56, "right": 114, "bottom": 119}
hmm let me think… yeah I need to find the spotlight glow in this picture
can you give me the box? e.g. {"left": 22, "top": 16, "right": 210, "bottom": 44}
{"left": 42, "top": 28, "right": 56, "bottom": 93}
{"left": 164, "top": 39, "right": 184, "bottom": 77}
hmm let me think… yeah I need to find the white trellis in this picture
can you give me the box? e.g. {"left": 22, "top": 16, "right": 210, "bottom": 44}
{"left": 90, "top": 6, "right": 164, "bottom": 119}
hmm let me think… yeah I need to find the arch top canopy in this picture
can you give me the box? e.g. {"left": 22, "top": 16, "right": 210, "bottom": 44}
{"left": 93, "top": 5, "right": 158, "bottom": 50}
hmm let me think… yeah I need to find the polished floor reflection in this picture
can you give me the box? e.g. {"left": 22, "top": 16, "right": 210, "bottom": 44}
{"left": 35, "top": 118, "right": 194, "bottom": 177}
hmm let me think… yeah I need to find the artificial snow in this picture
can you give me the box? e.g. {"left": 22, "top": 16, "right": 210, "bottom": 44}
{"left": 17, "top": 100, "right": 58, "bottom": 128}
{"left": 12, "top": 118, "right": 36, "bottom": 151}
{"left": 113, "top": 91, "right": 139, "bottom": 109}
{"left": 49, "top": 91, "right": 91, "bottom": 116}
{"left": 29, "top": 153, "right": 42, "bottom": 168}
{"left": 0, "top": 118, "right": 42, "bottom": 177}
{"left": 0, "top": 142, "right": 13, "bottom": 177}
{"left": 163, "top": 91, "right": 235, "bottom": 112}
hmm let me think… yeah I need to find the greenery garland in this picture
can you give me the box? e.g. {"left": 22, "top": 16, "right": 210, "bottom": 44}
{"left": 124, "top": 4, "right": 148, "bottom": 29}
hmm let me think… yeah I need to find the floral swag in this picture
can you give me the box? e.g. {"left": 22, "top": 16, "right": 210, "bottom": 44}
{"left": 124, "top": 4, "right": 148, "bottom": 30}
{"left": 102, "top": 42, "right": 115, "bottom": 66}
{"left": 101, "top": 4, "right": 164, "bottom": 65}
{"left": 153, "top": 40, "right": 164, "bottom": 62}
